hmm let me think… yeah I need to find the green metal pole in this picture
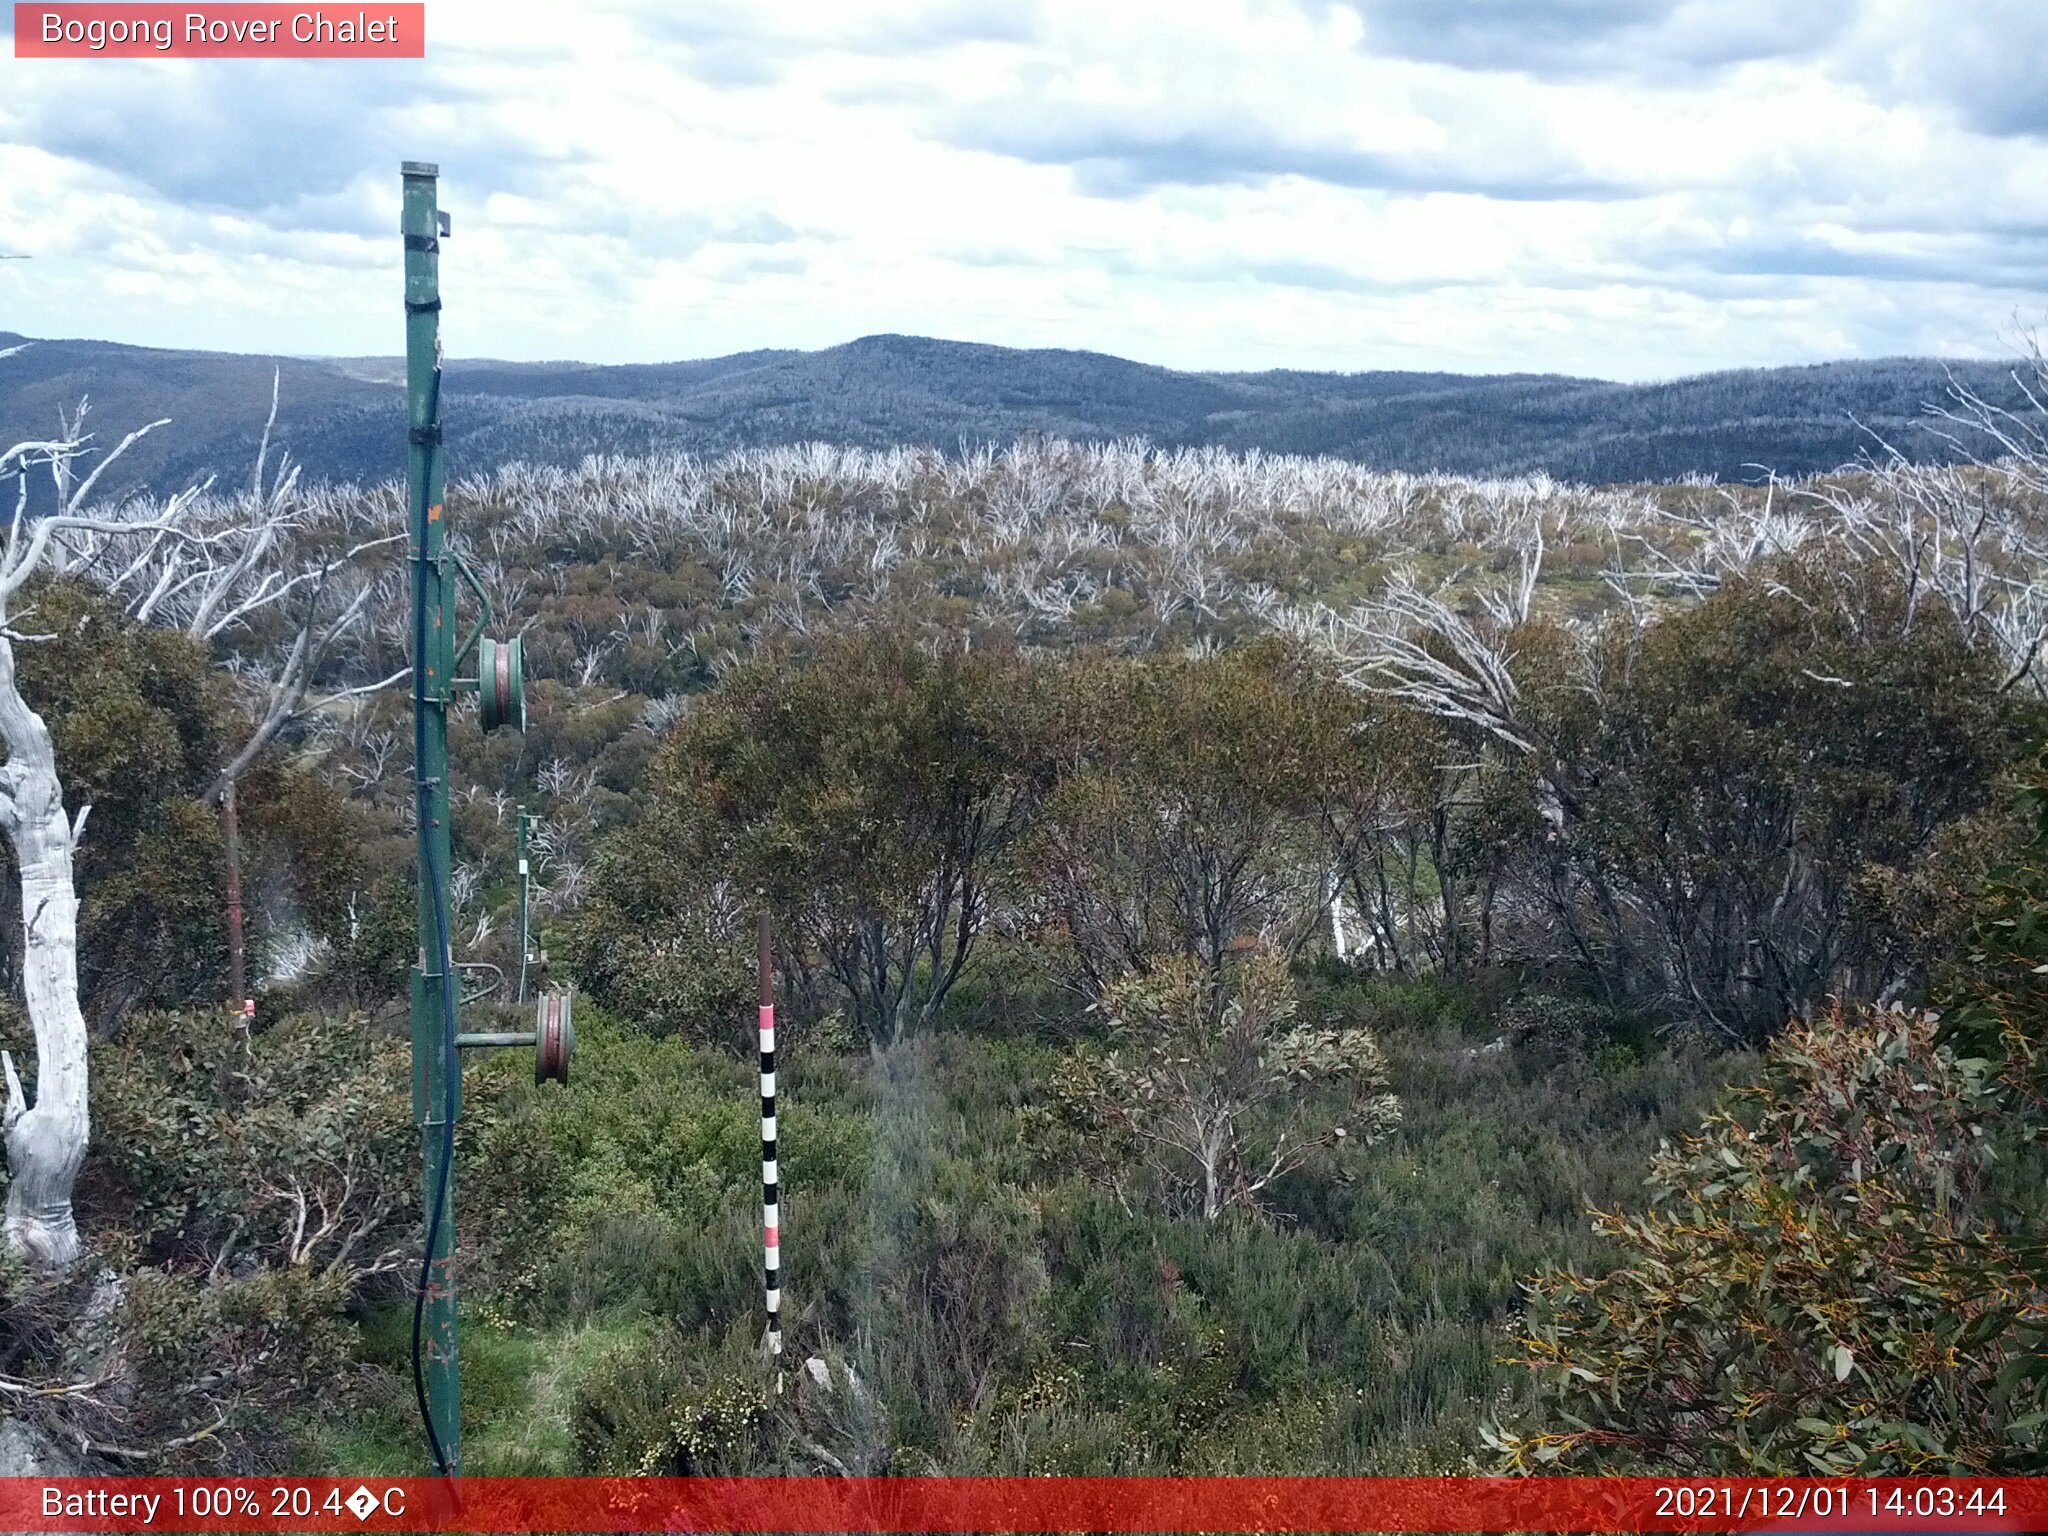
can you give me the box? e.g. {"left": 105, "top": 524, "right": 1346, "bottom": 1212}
{"left": 403, "top": 159, "right": 462, "bottom": 1476}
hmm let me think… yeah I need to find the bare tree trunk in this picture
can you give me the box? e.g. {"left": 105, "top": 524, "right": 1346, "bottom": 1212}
{"left": 222, "top": 779, "right": 244, "bottom": 1006}
{"left": 1200, "top": 1128, "right": 1223, "bottom": 1222}
{"left": 0, "top": 636, "right": 89, "bottom": 1269}
{"left": 0, "top": 371, "right": 291, "bottom": 1272}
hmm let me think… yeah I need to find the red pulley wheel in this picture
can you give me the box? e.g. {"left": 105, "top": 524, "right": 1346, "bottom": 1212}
{"left": 536, "top": 989, "right": 574, "bottom": 1085}
{"left": 478, "top": 635, "right": 526, "bottom": 733}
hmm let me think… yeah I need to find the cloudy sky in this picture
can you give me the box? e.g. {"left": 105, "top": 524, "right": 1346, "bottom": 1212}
{"left": 2, "top": 0, "right": 2045, "bottom": 379}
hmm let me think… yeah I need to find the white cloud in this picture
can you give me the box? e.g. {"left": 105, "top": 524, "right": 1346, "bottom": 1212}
{"left": 0, "top": 0, "right": 2041, "bottom": 378}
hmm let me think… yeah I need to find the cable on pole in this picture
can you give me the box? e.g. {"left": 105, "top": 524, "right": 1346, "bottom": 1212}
{"left": 408, "top": 355, "right": 459, "bottom": 1481}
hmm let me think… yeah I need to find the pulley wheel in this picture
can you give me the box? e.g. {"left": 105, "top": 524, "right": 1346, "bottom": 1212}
{"left": 479, "top": 635, "right": 526, "bottom": 733}
{"left": 535, "top": 988, "right": 573, "bottom": 1086}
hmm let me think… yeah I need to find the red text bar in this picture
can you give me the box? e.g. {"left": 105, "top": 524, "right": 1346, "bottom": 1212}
{"left": 13, "top": 4, "right": 425, "bottom": 57}
{"left": 0, "top": 1477, "right": 2042, "bottom": 1533}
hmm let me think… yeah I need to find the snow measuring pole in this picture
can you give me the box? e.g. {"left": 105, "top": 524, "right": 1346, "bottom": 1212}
{"left": 403, "top": 161, "right": 561, "bottom": 1478}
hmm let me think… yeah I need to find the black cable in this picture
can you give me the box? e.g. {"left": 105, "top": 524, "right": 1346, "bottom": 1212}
{"left": 408, "top": 361, "right": 460, "bottom": 1480}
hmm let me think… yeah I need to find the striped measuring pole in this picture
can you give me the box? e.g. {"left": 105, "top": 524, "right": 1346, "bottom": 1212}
{"left": 758, "top": 912, "right": 782, "bottom": 1381}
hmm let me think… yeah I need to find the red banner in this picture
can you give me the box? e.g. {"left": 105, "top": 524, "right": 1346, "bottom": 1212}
{"left": 13, "top": 4, "right": 425, "bottom": 58}
{"left": 0, "top": 1476, "right": 2040, "bottom": 1532}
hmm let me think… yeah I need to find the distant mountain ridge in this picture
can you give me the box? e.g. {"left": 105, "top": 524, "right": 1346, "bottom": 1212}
{"left": 0, "top": 329, "right": 2029, "bottom": 503}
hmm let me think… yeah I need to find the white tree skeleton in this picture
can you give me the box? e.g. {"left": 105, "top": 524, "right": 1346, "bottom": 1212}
{"left": 0, "top": 405, "right": 233, "bottom": 1266}
{"left": 0, "top": 361, "right": 403, "bottom": 1266}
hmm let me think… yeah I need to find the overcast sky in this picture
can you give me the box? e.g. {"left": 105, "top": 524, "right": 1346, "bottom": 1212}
{"left": 3, "top": 0, "right": 2045, "bottom": 379}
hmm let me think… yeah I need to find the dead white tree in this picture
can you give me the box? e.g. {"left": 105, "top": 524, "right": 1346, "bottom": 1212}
{"left": 63, "top": 374, "right": 410, "bottom": 802}
{"left": 1292, "top": 542, "right": 1547, "bottom": 760}
{"left": 0, "top": 410, "right": 220, "bottom": 1267}
{"left": 54, "top": 376, "right": 407, "bottom": 1004}
{"left": 1808, "top": 356, "right": 2048, "bottom": 697}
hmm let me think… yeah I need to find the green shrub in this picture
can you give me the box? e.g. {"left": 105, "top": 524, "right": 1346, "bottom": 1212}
{"left": 1941, "top": 746, "right": 2048, "bottom": 1109}
{"left": 570, "top": 1330, "right": 777, "bottom": 1474}
{"left": 121, "top": 1265, "right": 362, "bottom": 1458}
{"left": 1547, "top": 552, "right": 2038, "bottom": 1041}
{"left": 87, "top": 1009, "right": 414, "bottom": 1277}
{"left": 1491, "top": 1003, "right": 2048, "bottom": 1474}
{"left": 1062, "top": 950, "right": 1399, "bottom": 1221}
{"left": 569, "top": 630, "right": 1040, "bottom": 1050}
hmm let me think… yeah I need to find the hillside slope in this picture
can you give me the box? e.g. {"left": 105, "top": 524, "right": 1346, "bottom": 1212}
{"left": 0, "top": 329, "right": 2026, "bottom": 501}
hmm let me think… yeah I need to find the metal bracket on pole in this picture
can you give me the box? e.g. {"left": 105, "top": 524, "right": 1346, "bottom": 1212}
{"left": 444, "top": 545, "right": 525, "bottom": 732}
{"left": 454, "top": 989, "right": 574, "bottom": 1084}
{"left": 448, "top": 547, "right": 492, "bottom": 674}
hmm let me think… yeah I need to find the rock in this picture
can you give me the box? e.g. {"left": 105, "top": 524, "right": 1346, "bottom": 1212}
{"left": 0, "top": 1414, "right": 78, "bottom": 1477}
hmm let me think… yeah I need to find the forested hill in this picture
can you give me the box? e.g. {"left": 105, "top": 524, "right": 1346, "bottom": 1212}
{"left": 0, "top": 328, "right": 2030, "bottom": 498}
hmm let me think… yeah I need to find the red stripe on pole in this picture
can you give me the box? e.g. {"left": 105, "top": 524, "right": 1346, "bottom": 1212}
{"left": 759, "top": 910, "right": 782, "bottom": 1362}
{"left": 0, "top": 1476, "right": 2037, "bottom": 1532}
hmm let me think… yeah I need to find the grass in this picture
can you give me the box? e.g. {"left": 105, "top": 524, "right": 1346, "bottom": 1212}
{"left": 301, "top": 969, "right": 1751, "bottom": 1476}
{"left": 298, "top": 1304, "right": 660, "bottom": 1475}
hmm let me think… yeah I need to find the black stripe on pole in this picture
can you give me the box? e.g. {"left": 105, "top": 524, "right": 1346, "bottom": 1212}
{"left": 759, "top": 911, "right": 781, "bottom": 1372}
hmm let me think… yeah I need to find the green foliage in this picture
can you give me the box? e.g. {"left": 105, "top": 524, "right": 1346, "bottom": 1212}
{"left": 0, "top": 576, "right": 378, "bottom": 1022}
{"left": 1493, "top": 1003, "right": 2048, "bottom": 1474}
{"left": 1940, "top": 746, "right": 2048, "bottom": 1106}
{"left": 557, "top": 814, "right": 754, "bottom": 1046}
{"left": 1545, "top": 552, "right": 2034, "bottom": 1040}
{"left": 315, "top": 871, "right": 416, "bottom": 1017}
{"left": 1027, "top": 639, "right": 1359, "bottom": 991}
{"left": 572, "top": 1331, "right": 778, "bottom": 1474}
{"left": 977, "top": 968, "right": 1737, "bottom": 1475}
{"left": 386, "top": 967, "right": 1735, "bottom": 1480}
{"left": 12, "top": 426, "right": 2032, "bottom": 1483}
{"left": 234, "top": 756, "right": 382, "bottom": 979}
{"left": 1067, "top": 949, "right": 1399, "bottom": 1220}
{"left": 87, "top": 1009, "right": 414, "bottom": 1278}
{"left": 570, "top": 630, "right": 1039, "bottom": 1049}
{"left": 1328, "top": 699, "right": 1512, "bottom": 978}
{"left": 462, "top": 1006, "right": 870, "bottom": 1327}
{"left": 288, "top": 1308, "right": 653, "bottom": 1476}
{"left": 0, "top": 576, "right": 230, "bottom": 1018}
{"left": 6, "top": 1010, "right": 426, "bottom": 1468}
{"left": 120, "top": 1264, "right": 363, "bottom": 1464}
